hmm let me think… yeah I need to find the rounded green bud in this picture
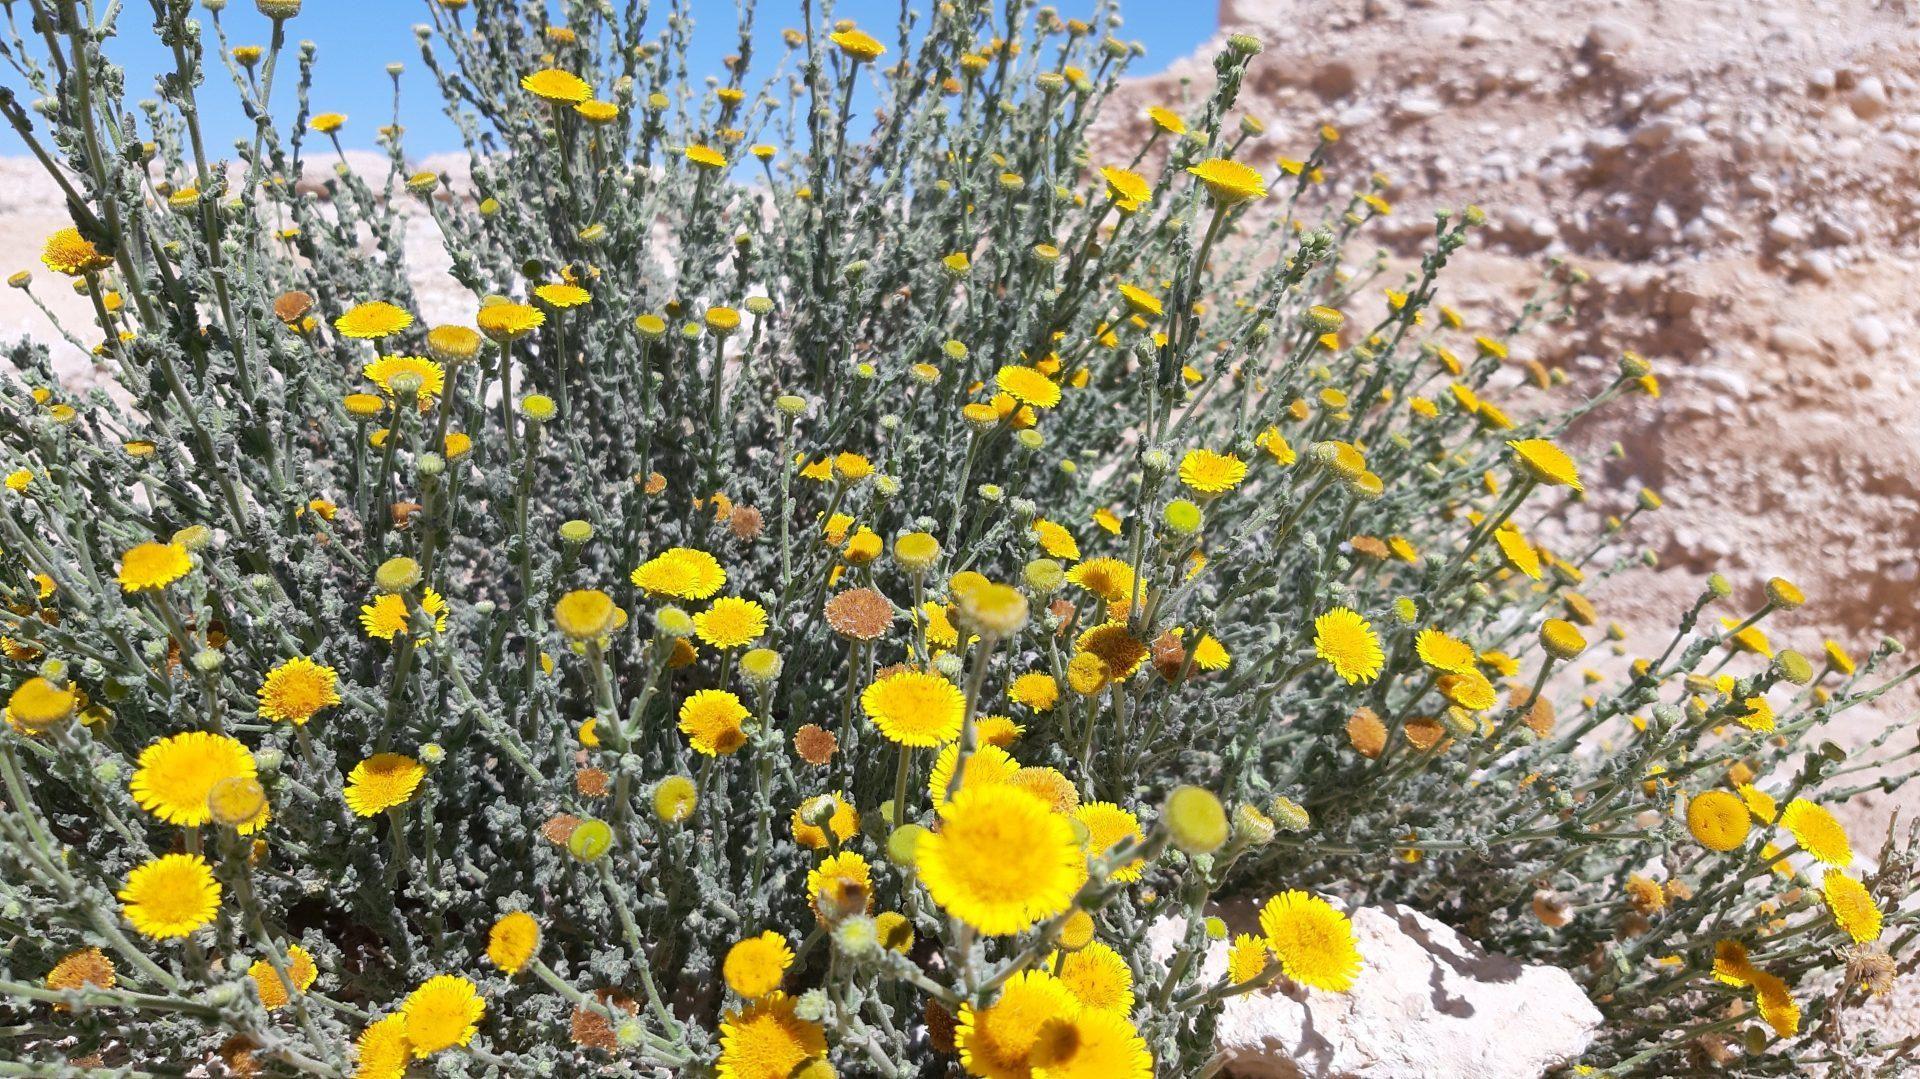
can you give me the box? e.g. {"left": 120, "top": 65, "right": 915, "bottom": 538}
{"left": 520, "top": 394, "right": 556, "bottom": 422}
{"left": 1164, "top": 786, "right": 1229, "bottom": 855}
{"left": 1773, "top": 649, "right": 1814, "bottom": 686}
{"left": 655, "top": 607, "right": 694, "bottom": 638}
{"left": 1706, "top": 573, "right": 1732, "bottom": 600}
{"left": 776, "top": 394, "right": 807, "bottom": 416}
{"left": 374, "top": 556, "right": 421, "bottom": 593}
{"left": 1269, "top": 796, "right": 1310, "bottom": 834}
{"left": 559, "top": 519, "right": 593, "bottom": 544}
{"left": 1162, "top": 499, "right": 1202, "bottom": 536}
{"left": 1023, "top": 558, "right": 1065, "bottom": 596}
{"left": 832, "top": 915, "right": 880, "bottom": 958}
{"left": 887, "top": 823, "right": 928, "bottom": 866}
{"left": 1234, "top": 804, "right": 1277, "bottom": 844}
{"left": 567, "top": 819, "right": 613, "bottom": 862}
{"left": 1204, "top": 916, "right": 1228, "bottom": 941}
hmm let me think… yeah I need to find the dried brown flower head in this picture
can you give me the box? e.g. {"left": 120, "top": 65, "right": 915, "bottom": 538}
{"left": 824, "top": 587, "right": 893, "bottom": 641}
{"left": 794, "top": 723, "right": 838, "bottom": 766}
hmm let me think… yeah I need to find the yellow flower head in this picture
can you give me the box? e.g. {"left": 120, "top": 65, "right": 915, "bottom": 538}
{"left": 248, "top": 944, "right": 318, "bottom": 1009}
{"left": 335, "top": 301, "right": 414, "bottom": 340}
{"left": 1821, "top": 869, "right": 1882, "bottom": 943}
{"left": 400, "top": 975, "right": 484, "bottom": 1057}
{"left": 131, "top": 731, "right": 259, "bottom": 829}
{"left": 829, "top": 27, "right": 887, "bottom": 62}
{"left": 680, "top": 688, "right": 751, "bottom": 756}
{"left": 1011, "top": 672, "right": 1061, "bottom": 712}
{"left": 477, "top": 302, "right": 545, "bottom": 341}
{"left": 696, "top": 596, "right": 769, "bottom": 649}
{"left": 359, "top": 588, "right": 449, "bottom": 640}
{"left": 790, "top": 791, "right": 859, "bottom": 850}
{"left": 119, "top": 854, "right": 221, "bottom": 939}
{"left": 723, "top": 931, "right": 794, "bottom": 999}
{"left": 995, "top": 365, "right": 1062, "bottom": 408}
{"left": 957, "top": 970, "right": 1078, "bottom": 1078}
{"left": 1507, "top": 438, "right": 1582, "bottom": 491}
{"left": 118, "top": 541, "right": 192, "bottom": 592}
{"left": 1258, "top": 891, "right": 1362, "bottom": 992}
{"left": 42, "top": 227, "right": 114, "bottom": 276}
{"left": 521, "top": 68, "right": 591, "bottom": 103}
{"left": 1178, "top": 449, "right": 1247, "bottom": 495}
{"left": 862, "top": 669, "right": 966, "bottom": 747}
{"left": 717, "top": 992, "right": 826, "bottom": 1079}
{"left": 257, "top": 657, "right": 341, "bottom": 725}
{"left": 1066, "top": 557, "right": 1134, "bottom": 605}
{"left": 308, "top": 112, "right": 347, "bottom": 133}
{"left": 1314, "top": 608, "right": 1383, "bottom": 684}
{"left": 1186, "top": 158, "right": 1267, "bottom": 204}
{"left": 6, "top": 676, "right": 77, "bottom": 732}
{"left": 685, "top": 144, "right": 728, "bottom": 169}
{"left": 553, "top": 588, "right": 618, "bottom": 642}
{"left": 1098, "top": 166, "right": 1151, "bottom": 209}
{"left": 918, "top": 784, "right": 1084, "bottom": 936}
{"left": 486, "top": 912, "right": 541, "bottom": 974}
{"left": 1075, "top": 802, "right": 1146, "bottom": 883}
{"left": 1414, "top": 628, "right": 1476, "bottom": 675}
{"left": 1027, "top": 1008, "right": 1154, "bottom": 1077}
{"left": 343, "top": 753, "right": 426, "bottom": 816}
{"left": 354, "top": 1014, "right": 412, "bottom": 1077}
{"left": 1780, "top": 799, "right": 1852, "bottom": 866}
{"left": 535, "top": 282, "right": 592, "bottom": 309}
{"left": 631, "top": 547, "right": 727, "bottom": 600}
{"left": 1686, "top": 790, "right": 1750, "bottom": 852}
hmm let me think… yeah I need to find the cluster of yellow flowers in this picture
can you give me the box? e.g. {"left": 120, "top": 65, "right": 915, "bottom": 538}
{"left": 0, "top": 2, "right": 1912, "bottom": 1076}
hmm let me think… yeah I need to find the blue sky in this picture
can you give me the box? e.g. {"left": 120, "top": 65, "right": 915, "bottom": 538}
{"left": 4, "top": 2, "right": 1214, "bottom": 157}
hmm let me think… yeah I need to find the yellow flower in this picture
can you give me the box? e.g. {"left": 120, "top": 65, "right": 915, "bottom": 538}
{"left": 1146, "top": 105, "right": 1187, "bottom": 134}
{"left": 1028, "top": 1008, "right": 1154, "bottom": 1078}
{"left": 1749, "top": 970, "right": 1799, "bottom": 1038}
{"left": 574, "top": 100, "right": 619, "bottom": 123}
{"left": 248, "top": 944, "right": 318, "bottom": 1009}
{"left": 534, "top": 282, "right": 591, "bottom": 308}
{"left": 1011, "top": 672, "right": 1061, "bottom": 712}
{"left": 790, "top": 791, "right": 859, "bottom": 850}
{"left": 685, "top": 143, "right": 728, "bottom": 169}
{"left": 308, "top": 112, "right": 347, "bottom": 133}
{"left": 1178, "top": 449, "right": 1247, "bottom": 495}
{"left": 996, "top": 364, "right": 1062, "bottom": 408}
{"left": 1227, "top": 934, "right": 1270, "bottom": 984}
{"left": 476, "top": 302, "right": 545, "bottom": 341}
{"left": 1258, "top": 891, "right": 1362, "bottom": 992}
{"left": 45, "top": 947, "right": 115, "bottom": 999}
{"left": 716, "top": 992, "right": 825, "bottom": 1079}
{"left": 343, "top": 753, "right": 426, "bottom": 816}
{"left": 1075, "top": 801, "right": 1146, "bottom": 883}
{"left": 1437, "top": 669, "right": 1498, "bottom": 712}
{"left": 364, "top": 355, "right": 446, "bottom": 401}
{"left": 117, "top": 541, "right": 191, "bottom": 592}
{"left": 957, "top": 970, "right": 1078, "bottom": 1079}
{"left": 1821, "top": 869, "right": 1882, "bottom": 943}
{"left": 929, "top": 741, "right": 1020, "bottom": 811}
{"left": 256, "top": 657, "right": 341, "bottom": 724}
{"left": 358, "top": 589, "right": 449, "bottom": 640}
{"left": 806, "top": 851, "right": 872, "bottom": 921}
{"left": 552, "top": 588, "right": 618, "bottom": 641}
{"left": 1192, "top": 634, "right": 1231, "bottom": 671}
{"left": 130, "top": 731, "right": 260, "bottom": 829}
{"left": 1098, "top": 166, "right": 1151, "bottom": 209}
{"left": 1256, "top": 426, "right": 1297, "bottom": 465}
{"left": 42, "top": 227, "right": 114, "bottom": 276}
{"left": 1076, "top": 623, "right": 1149, "bottom": 681}
{"left": 829, "top": 27, "right": 886, "bottom": 62}
{"left": 486, "top": 912, "right": 541, "bottom": 974}
{"left": 1413, "top": 628, "right": 1476, "bottom": 674}
{"left": 520, "top": 68, "right": 591, "bottom": 103}
{"left": 1186, "top": 158, "right": 1268, "bottom": 203}
{"left": 6, "top": 676, "right": 77, "bottom": 731}
{"left": 1686, "top": 790, "right": 1750, "bottom": 851}
{"left": 1314, "top": 608, "right": 1384, "bottom": 684}
{"left": 1507, "top": 438, "right": 1582, "bottom": 490}
{"left": 723, "top": 931, "right": 794, "bottom": 999}
{"left": 1780, "top": 799, "right": 1852, "bottom": 866}
{"left": 334, "top": 301, "right": 414, "bottom": 340}
{"left": 696, "top": 596, "right": 769, "bottom": 649}
{"left": 399, "top": 975, "right": 484, "bottom": 1056}
{"left": 1494, "top": 527, "right": 1541, "bottom": 580}
{"left": 1092, "top": 506, "right": 1122, "bottom": 534}
{"left": 918, "top": 784, "right": 1084, "bottom": 936}
{"left": 119, "top": 853, "right": 220, "bottom": 939}
{"left": 1066, "top": 557, "right": 1134, "bottom": 604}
{"left": 1054, "top": 940, "right": 1134, "bottom": 1014}
{"left": 631, "top": 547, "right": 727, "bottom": 599}
{"left": 680, "top": 689, "right": 751, "bottom": 756}
{"left": 861, "top": 669, "right": 966, "bottom": 746}
{"left": 353, "top": 1014, "right": 412, "bottom": 1079}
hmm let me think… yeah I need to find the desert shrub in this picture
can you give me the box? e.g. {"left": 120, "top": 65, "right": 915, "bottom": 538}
{"left": 0, "top": 0, "right": 1913, "bottom": 1075}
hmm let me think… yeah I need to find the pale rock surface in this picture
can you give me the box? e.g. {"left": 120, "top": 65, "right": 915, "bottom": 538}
{"left": 1153, "top": 904, "right": 1602, "bottom": 1077}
